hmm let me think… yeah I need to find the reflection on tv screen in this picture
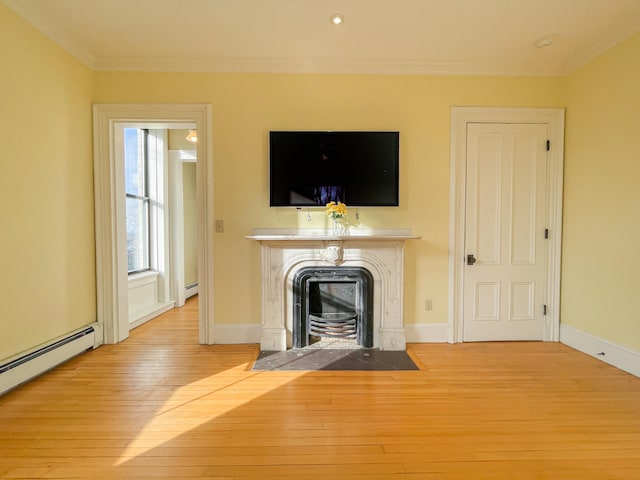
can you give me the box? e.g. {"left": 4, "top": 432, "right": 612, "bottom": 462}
{"left": 289, "top": 186, "right": 344, "bottom": 205}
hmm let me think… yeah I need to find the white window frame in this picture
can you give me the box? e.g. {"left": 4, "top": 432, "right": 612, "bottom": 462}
{"left": 125, "top": 128, "right": 151, "bottom": 275}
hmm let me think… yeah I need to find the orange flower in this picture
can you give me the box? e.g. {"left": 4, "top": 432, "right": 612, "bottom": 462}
{"left": 326, "top": 201, "right": 348, "bottom": 218}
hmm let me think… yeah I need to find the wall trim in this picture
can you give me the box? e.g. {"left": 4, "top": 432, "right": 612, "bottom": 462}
{"left": 1, "top": 0, "right": 97, "bottom": 69}
{"left": 560, "top": 324, "right": 640, "bottom": 378}
{"left": 129, "top": 301, "right": 175, "bottom": 330}
{"left": 93, "top": 56, "right": 567, "bottom": 77}
{"left": 405, "top": 323, "right": 449, "bottom": 343}
{"left": 212, "top": 323, "right": 449, "bottom": 346}
{"left": 565, "top": 12, "right": 640, "bottom": 73}
{"left": 5, "top": 0, "right": 640, "bottom": 77}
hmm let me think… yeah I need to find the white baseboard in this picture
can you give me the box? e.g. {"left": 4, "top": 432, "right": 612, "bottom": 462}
{"left": 560, "top": 324, "right": 640, "bottom": 378}
{"left": 405, "top": 322, "right": 449, "bottom": 343}
{"left": 212, "top": 323, "right": 450, "bottom": 346}
{"left": 0, "top": 323, "right": 100, "bottom": 395}
{"left": 129, "top": 301, "right": 175, "bottom": 330}
{"left": 213, "top": 324, "right": 261, "bottom": 344}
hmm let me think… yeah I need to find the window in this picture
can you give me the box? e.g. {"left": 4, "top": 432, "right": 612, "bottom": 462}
{"left": 125, "top": 128, "right": 150, "bottom": 274}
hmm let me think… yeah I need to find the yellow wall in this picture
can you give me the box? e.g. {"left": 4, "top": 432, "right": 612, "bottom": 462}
{"left": 0, "top": 4, "right": 96, "bottom": 359}
{"left": 560, "top": 31, "right": 640, "bottom": 351}
{"left": 94, "top": 72, "right": 561, "bottom": 329}
{"left": 3, "top": 0, "right": 638, "bottom": 363}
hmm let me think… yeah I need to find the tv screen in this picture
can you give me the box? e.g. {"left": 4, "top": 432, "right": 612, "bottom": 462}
{"left": 269, "top": 131, "right": 399, "bottom": 207}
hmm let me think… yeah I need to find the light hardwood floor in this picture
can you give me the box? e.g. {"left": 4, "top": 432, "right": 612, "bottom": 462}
{"left": 1, "top": 297, "right": 639, "bottom": 479}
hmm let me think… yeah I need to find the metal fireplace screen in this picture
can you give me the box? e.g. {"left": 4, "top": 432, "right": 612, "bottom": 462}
{"left": 293, "top": 267, "right": 373, "bottom": 348}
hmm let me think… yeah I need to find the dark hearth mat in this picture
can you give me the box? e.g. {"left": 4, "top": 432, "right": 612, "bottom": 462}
{"left": 252, "top": 348, "right": 419, "bottom": 371}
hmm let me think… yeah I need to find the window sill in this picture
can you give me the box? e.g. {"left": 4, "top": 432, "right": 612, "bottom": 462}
{"left": 128, "top": 270, "right": 159, "bottom": 287}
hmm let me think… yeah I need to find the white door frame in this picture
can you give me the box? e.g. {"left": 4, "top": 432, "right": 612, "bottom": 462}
{"left": 169, "top": 148, "right": 198, "bottom": 308}
{"left": 449, "top": 107, "right": 564, "bottom": 343}
{"left": 93, "top": 104, "right": 215, "bottom": 345}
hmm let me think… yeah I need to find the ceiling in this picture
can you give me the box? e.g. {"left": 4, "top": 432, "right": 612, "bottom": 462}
{"left": 4, "top": 0, "right": 640, "bottom": 75}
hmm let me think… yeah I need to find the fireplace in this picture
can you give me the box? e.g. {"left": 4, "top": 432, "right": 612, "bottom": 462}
{"left": 246, "top": 228, "right": 420, "bottom": 351}
{"left": 293, "top": 266, "right": 373, "bottom": 348}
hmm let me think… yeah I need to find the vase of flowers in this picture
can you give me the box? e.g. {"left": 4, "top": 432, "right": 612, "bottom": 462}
{"left": 326, "top": 201, "right": 348, "bottom": 236}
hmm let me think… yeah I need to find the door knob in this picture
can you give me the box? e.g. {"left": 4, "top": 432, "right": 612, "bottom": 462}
{"left": 466, "top": 254, "right": 477, "bottom": 266}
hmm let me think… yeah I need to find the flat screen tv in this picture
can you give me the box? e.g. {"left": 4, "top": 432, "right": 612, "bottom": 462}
{"left": 269, "top": 131, "right": 400, "bottom": 207}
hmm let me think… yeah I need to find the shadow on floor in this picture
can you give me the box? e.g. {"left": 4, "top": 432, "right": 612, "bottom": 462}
{"left": 252, "top": 348, "right": 419, "bottom": 371}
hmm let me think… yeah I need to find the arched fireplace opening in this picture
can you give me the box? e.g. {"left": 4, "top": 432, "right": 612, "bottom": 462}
{"left": 292, "top": 266, "right": 373, "bottom": 348}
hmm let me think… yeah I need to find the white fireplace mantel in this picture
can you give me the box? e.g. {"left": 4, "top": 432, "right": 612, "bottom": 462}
{"left": 246, "top": 228, "right": 421, "bottom": 351}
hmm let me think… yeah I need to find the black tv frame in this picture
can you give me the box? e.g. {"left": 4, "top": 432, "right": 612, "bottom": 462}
{"left": 269, "top": 131, "right": 400, "bottom": 207}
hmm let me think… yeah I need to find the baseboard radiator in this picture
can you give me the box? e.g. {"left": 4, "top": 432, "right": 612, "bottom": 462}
{"left": 185, "top": 282, "right": 199, "bottom": 299}
{"left": 0, "top": 323, "right": 102, "bottom": 395}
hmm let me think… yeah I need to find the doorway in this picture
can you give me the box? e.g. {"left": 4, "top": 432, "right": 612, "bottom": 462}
{"left": 449, "top": 107, "right": 564, "bottom": 343}
{"left": 168, "top": 130, "right": 199, "bottom": 308}
{"left": 93, "top": 104, "right": 214, "bottom": 345}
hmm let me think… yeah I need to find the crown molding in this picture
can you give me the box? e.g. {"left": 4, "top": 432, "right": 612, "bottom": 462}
{"left": 1, "top": 0, "right": 96, "bottom": 69}
{"left": 565, "top": 11, "right": 640, "bottom": 74}
{"left": 5, "top": 0, "right": 636, "bottom": 77}
{"left": 94, "top": 55, "right": 566, "bottom": 77}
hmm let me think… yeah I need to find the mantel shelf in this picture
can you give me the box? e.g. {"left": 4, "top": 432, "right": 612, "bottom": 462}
{"left": 246, "top": 228, "right": 421, "bottom": 242}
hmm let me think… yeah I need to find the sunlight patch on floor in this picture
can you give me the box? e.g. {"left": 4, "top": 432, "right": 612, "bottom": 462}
{"left": 114, "top": 369, "right": 306, "bottom": 465}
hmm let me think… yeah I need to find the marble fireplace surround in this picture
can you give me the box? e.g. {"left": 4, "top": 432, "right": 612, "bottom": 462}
{"left": 246, "top": 229, "right": 421, "bottom": 351}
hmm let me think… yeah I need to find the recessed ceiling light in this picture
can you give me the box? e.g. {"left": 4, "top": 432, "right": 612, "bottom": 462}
{"left": 330, "top": 13, "right": 344, "bottom": 25}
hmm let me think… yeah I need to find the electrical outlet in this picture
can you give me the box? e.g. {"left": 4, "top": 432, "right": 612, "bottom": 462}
{"left": 215, "top": 220, "right": 224, "bottom": 233}
{"left": 424, "top": 299, "right": 433, "bottom": 311}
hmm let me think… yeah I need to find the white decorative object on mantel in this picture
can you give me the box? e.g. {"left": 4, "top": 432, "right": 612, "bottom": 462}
{"left": 323, "top": 244, "right": 344, "bottom": 265}
{"left": 246, "top": 228, "right": 421, "bottom": 351}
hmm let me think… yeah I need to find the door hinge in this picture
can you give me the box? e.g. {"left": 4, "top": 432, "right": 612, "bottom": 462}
{"left": 546, "top": 140, "right": 550, "bottom": 151}
{"left": 544, "top": 228, "right": 549, "bottom": 239}
{"left": 543, "top": 305, "right": 547, "bottom": 316}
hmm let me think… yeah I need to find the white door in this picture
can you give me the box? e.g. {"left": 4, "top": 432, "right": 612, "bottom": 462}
{"left": 463, "top": 123, "right": 548, "bottom": 341}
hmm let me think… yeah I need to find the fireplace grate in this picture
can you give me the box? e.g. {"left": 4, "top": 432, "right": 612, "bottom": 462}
{"left": 309, "top": 313, "right": 357, "bottom": 339}
{"left": 293, "top": 266, "right": 373, "bottom": 348}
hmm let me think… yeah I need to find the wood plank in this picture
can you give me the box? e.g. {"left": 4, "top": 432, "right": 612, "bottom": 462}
{"left": 1, "top": 295, "right": 639, "bottom": 479}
